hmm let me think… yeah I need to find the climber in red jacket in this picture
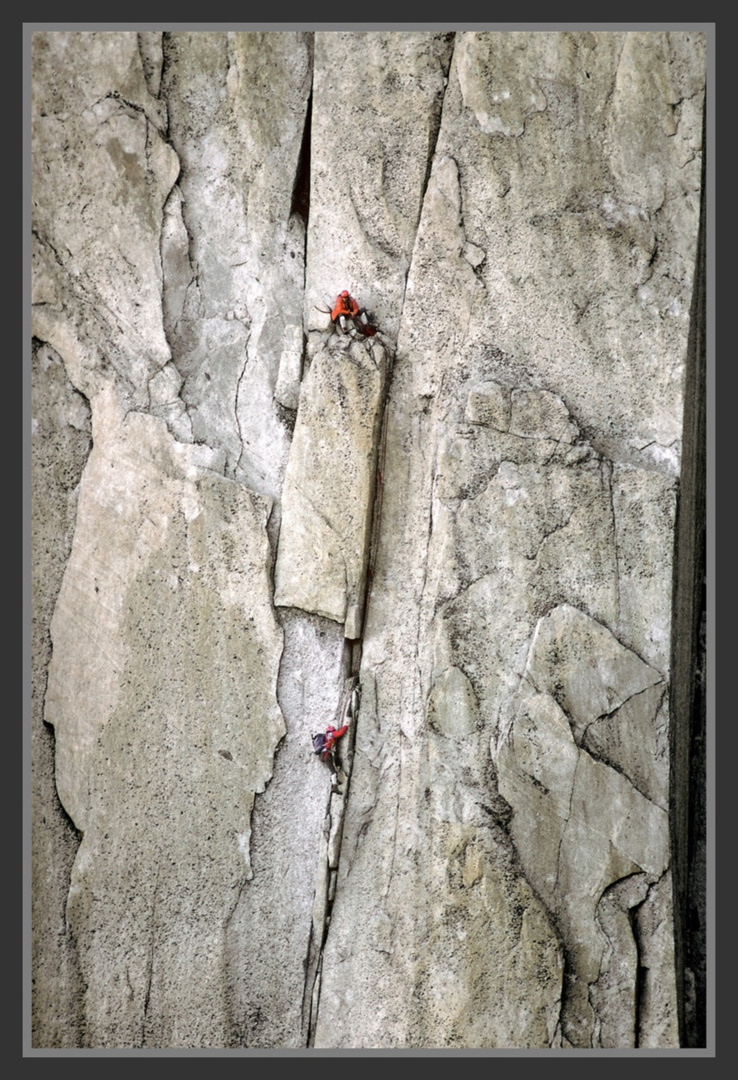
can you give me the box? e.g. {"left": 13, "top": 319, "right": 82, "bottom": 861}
{"left": 312, "top": 723, "right": 349, "bottom": 771}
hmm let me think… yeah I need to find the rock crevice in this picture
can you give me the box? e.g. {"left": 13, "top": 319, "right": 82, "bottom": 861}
{"left": 31, "top": 28, "right": 706, "bottom": 1050}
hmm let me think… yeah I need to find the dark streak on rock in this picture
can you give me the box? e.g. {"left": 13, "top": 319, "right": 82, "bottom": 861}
{"left": 668, "top": 98, "right": 707, "bottom": 1049}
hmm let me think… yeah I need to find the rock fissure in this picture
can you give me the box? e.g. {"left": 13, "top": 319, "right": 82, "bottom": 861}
{"left": 602, "top": 457, "right": 622, "bottom": 628}
{"left": 141, "top": 866, "right": 159, "bottom": 1042}
{"left": 305, "top": 331, "right": 397, "bottom": 1042}
{"left": 290, "top": 86, "right": 312, "bottom": 229}
{"left": 627, "top": 882, "right": 654, "bottom": 1050}
{"left": 303, "top": 668, "right": 360, "bottom": 1045}
{"left": 233, "top": 333, "right": 252, "bottom": 479}
{"left": 31, "top": 29, "right": 704, "bottom": 1050}
{"left": 408, "top": 35, "right": 456, "bottom": 298}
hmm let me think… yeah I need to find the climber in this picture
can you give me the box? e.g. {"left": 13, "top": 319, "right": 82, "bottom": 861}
{"left": 311, "top": 723, "right": 349, "bottom": 771}
{"left": 315, "top": 290, "right": 379, "bottom": 337}
{"left": 330, "top": 289, "right": 360, "bottom": 324}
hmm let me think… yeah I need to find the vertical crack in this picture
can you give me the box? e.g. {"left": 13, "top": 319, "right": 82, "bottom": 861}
{"left": 668, "top": 90, "right": 707, "bottom": 1049}
{"left": 303, "top": 664, "right": 359, "bottom": 1046}
{"left": 398, "top": 33, "right": 456, "bottom": 322}
{"left": 303, "top": 336, "right": 397, "bottom": 1047}
{"left": 291, "top": 89, "right": 312, "bottom": 230}
{"left": 141, "top": 862, "right": 160, "bottom": 1047}
{"left": 233, "top": 330, "right": 251, "bottom": 478}
{"left": 603, "top": 457, "right": 621, "bottom": 626}
{"left": 418, "top": 33, "right": 456, "bottom": 209}
{"left": 627, "top": 875, "right": 659, "bottom": 1050}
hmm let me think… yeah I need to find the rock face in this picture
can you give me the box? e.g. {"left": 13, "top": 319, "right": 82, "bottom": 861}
{"left": 274, "top": 332, "right": 390, "bottom": 636}
{"left": 44, "top": 387, "right": 285, "bottom": 1047}
{"left": 31, "top": 29, "right": 706, "bottom": 1049}
{"left": 498, "top": 605, "right": 673, "bottom": 1047}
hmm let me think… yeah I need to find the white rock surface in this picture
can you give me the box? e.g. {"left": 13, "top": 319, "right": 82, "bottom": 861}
{"left": 31, "top": 29, "right": 705, "bottom": 1050}
{"left": 497, "top": 606, "right": 676, "bottom": 1046}
{"left": 44, "top": 387, "right": 284, "bottom": 1046}
{"left": 274, "top": 332, "right": 389, "bottom": 635}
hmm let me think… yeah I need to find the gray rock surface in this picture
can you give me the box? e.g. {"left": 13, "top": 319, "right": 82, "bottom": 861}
{"left": 497, "top": 605, "right": 675, "bottom": 1047}
{"left": 274, "top": 332, "right": 389, "bottom": 635}
{"left": 44, "top": 389, "right": 284, "bottom": 1046}
{"left": 31, "top": 28, "right": 706, "bottom": 1049}
{"left": 159, "top": 31, "right": 312, "bottom": 499}
{"left": 31, "top": 341, "right": 91, "bottom": 1047}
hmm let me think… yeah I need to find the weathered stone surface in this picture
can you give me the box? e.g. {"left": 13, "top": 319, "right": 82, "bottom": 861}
{"left": 523, "top": 603, "right": 663, "bottom": 743}
{"left": 45, "top": 387, "right": 284, "bottom": 1046}
{"left": 305, "top": 31, "right": 454, "bottom": 342}
{"left": 497, "top": 606, "right": 676, "bottom": 1047}
{"left": 428, "top": 30, "right": 704, "bottom": 476}
{"left": 427, "top": 665, "right": 478, "bottom": 737}
{"left": 312, "top": 28, "right": 701, "bottom": 1046}
{"left": 274, "top": 333, "right": 389, "bottom": 633}
{"left": 274, "top": 323, "right": 305, "bottom": 411}
{"left": 31, "top": 29, "right": 705, "bottom": 1051}
{"left": 583, "top": 682, "right": 669, "bottom": 809}
{"left": 31, "top": 341, "right": 91, "bottom": 1048}
{"left": 464, "top": 380, "right": 510, "bottom": 428}
{"left": 611, "top": 463, "right": 678, "bottom": 673}
{"left": 226, "top": 612, "right": 347, "bottom": 1048}
{"left": 31, "top": 32, "right": 177, "bottom": 407}
{"left": 159, "top": 31, "right": 312, "bottom": 498}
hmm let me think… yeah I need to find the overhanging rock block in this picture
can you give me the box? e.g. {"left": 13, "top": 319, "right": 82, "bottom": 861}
{"left": 274, "top": 334, "right": 388, "bottom": 635}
